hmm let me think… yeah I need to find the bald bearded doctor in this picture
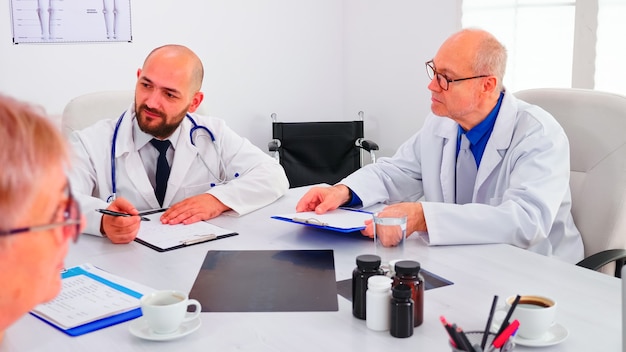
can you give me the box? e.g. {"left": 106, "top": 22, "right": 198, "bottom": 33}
{"left": 69, "top": 44, "right": 289, "bottom": 243}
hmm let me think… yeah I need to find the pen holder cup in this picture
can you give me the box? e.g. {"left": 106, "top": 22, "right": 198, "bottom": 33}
{"left": 449, "top": 331, "right": 515, "bottom": 352}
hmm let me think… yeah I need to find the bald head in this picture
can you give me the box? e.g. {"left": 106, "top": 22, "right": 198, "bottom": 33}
{"left": 428, "top": 29, "right": 507, "bottom": 128}
{"left": 442, "top": 29, "right": 507, "bottom": 91}
{"left": 143, "top": 44, "right": 204, "bottom": 92}
{"left": 135, "top": 44, "right": 205, "bottom": 138}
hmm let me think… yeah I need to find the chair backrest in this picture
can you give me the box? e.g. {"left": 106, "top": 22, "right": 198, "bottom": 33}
{"left": 62, "top": 90, "right": 134, "bottom": 136}
{"left": 61, "top": 90, "right": 208, "bottom": 136}
{"left": 271, "top": 120, "right": 366, "bottom": 188}
{"left": 515, "top": 88, "right": 626, "bottom": 272}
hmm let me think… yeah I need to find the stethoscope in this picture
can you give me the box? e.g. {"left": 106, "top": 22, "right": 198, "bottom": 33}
{"left": 107, "top": 111, "right": 231, "bottom": 203}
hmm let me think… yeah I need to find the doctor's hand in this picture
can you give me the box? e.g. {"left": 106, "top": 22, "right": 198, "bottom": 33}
{"left": 296, "top": 184, "right": 351, "bottom": 214}
{"left": 160, "top": 194, "right": 230, "bottom": 225}
{"left": 100, "top": 197, "right": 141, "bottom": 244}
{"left": 360, "top": 202, "right": 428, "bottom": 240}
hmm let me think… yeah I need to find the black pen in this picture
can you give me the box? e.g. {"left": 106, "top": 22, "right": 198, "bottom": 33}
{"left": 96, "top": 209, "right": 150, "bottom": 221}
{"left": 495, "top": 294, "right": 520, "bottom": 338}
{"left": 138, "top": 208, "right": 168, "bottom": 216}
{"left": 455, "top": 325, "right": 476, "bottom": 352}
{"left": 481, "top": 295, "right": 499, "bottom": 349}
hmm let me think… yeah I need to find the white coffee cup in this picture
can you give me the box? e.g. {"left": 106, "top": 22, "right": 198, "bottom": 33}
{"left": 140, "top": 290, "right": 201, "bottom": 334}
{"left": 499, "top": 295, "right": 556, "bottom": 340}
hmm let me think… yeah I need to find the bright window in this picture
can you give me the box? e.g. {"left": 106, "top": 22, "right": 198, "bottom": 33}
{"left": 463, "top": 0, "right": 626, "bottom": 96}
{"left": 462, "top": 1, "right": 575, "bottom": 92}
{"left": 595, "top": 0, "right": 626, "bottom": 94}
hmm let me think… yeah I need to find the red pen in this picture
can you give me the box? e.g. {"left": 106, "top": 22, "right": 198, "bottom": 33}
{"left": 492, "top": 319, "right": 519, "bottom": 349}
{"left": 440, "top": 316, "right": 464, "bottom": 350}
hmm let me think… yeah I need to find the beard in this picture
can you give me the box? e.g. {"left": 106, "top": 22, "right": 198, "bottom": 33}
{"left": 136, "top": 103, "right": 190, "bottom": 139}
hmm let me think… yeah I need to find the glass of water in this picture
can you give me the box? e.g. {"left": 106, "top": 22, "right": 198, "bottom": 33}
{"left": 373, "top": 210, "right": 407, "bottom": 271}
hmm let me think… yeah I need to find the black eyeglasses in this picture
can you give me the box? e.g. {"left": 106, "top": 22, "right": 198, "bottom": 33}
{"left": 0, "top": 184, "right": 81, "bottom": 243}
{"left": 426, "top": 60, "right": 489, "bottom": 91}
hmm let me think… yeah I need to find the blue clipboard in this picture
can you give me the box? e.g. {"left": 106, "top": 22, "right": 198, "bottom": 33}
{"left": 30, "top": 266, "right": 143, "bottom": 337}
{"left": 271, "top": 208, "right": 373, "bottom": 233}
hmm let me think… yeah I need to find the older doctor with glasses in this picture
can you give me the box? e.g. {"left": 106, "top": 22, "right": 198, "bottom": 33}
{"left": 296, "top": 28, "right": 583, "bottom": 263}
{"left": 0, "top": 94, "right": 84, "bottom": 342}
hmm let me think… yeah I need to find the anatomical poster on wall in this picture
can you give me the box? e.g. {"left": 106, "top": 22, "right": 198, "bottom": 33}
{"left": 10, "top": 0, "right": 132, "bottom": 44}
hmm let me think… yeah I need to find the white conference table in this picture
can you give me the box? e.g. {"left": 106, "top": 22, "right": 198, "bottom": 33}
{"left": 2, "top": 186, "right": 620, "bottom": 351}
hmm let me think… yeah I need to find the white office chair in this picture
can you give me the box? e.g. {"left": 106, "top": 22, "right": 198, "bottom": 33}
{"left": 61, "top": 90, "right": 207, "bottom": 136}
{"left": 62, "top": 90, "right": 134, "bottom": 136}
{"left": 515, "top": 88, "right": 626, "bottom": 277}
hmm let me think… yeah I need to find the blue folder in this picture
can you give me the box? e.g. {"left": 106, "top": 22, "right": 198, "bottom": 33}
{"left": 30, "top": 266, "right": 143, "bottom": 337}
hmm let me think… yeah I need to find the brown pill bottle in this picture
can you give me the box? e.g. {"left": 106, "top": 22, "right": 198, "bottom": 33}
{"left": 392, "top": 260, "right": 424, "bottom": 327}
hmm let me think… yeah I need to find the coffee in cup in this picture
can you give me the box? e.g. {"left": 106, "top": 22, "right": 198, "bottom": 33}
{"left": 503, "top": 295, "right": 556, "bottom": 340}
{"left": 140, "top": 290, "right": 201, "bottom": 334}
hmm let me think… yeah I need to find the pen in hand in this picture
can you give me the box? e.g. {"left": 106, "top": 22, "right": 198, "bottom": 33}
{"left": 96, "top": 208, "right": 150, "bottom": 221}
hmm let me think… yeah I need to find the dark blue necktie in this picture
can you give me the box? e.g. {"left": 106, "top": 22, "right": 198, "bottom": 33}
{"left": 150, "top": 138, "right": 171, "bottom": 207}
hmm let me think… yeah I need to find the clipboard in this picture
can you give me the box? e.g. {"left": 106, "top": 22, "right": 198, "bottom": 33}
{"left": 271, "top": 208, "right": 373, "bottom": 233}
{"left": 30, "top": 264, "right": 150, "bottom": 337}
{"left": 134, "top": 212, "right": 239, "bottom": 252}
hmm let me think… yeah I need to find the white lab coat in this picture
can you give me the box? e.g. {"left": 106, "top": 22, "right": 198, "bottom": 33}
{"left": 69, "top": 105, "right": 289, "bottom": 236}
{"left": 342, "top": 90, "right": 584, "bottom": 263}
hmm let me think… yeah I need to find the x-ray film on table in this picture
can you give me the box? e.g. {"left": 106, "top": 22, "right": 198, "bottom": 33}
{"left": 189, "top": 250, "right": 339, "bottom": 312}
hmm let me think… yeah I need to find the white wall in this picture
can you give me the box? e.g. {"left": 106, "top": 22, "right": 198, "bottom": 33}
{"left": 0, "top": 0, "right": 461, "bottom": 157}
{"left": 343, "top": 0, "right": 461, "bottom": 157}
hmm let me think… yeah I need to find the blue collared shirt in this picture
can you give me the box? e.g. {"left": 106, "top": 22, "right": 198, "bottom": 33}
{"left": 346, "top": 91, "right": 505, "bottom": 207}
{"left": 456, "top": 91, "right": 504, "bottom": 167}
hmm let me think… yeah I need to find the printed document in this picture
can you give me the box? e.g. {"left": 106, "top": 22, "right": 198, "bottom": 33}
{"left": 135, "top": 212, "right": 237, "bottom": 251}
{"left": 271, "top": 208, "right": 373, "bottom": 232}
{"left": 31, "top": 264, "right": 150, "bottom": 330}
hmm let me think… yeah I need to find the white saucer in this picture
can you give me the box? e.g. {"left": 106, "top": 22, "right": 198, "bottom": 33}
{"left": 513, "top": 323, "right": 569, "bottom": 347}
{"left": 129, "top": 317, "right": 201, "bottom": 341}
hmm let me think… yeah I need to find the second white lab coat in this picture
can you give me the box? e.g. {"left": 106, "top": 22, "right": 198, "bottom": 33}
{"left": 341, "top": 91, "right": 584, "bottom": 263}
{"left": 69, "top": 106, "right": 289, "bottom": 236}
